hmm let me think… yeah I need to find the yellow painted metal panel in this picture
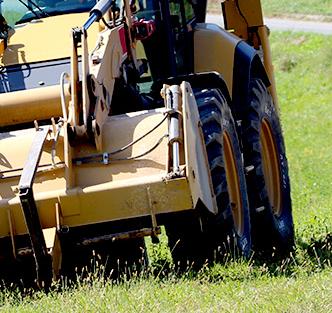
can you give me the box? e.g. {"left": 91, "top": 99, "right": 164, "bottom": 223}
{"left": 0, "top": 109, "right": 193, "bottom": 238}
{"left": 0, "top": 39, "right": 4, "bottom": 56}
{"left": 223, "top": 0, "right": 264, "bottom": 40}
{"left": 0, "top": 84, "right": 69, "bottom": 126}
{"left": 0, "top": 175, "right": 192, "bottom": 237}
{"left": 194, "top": 23, "right": 240, "bottom": 95}
{"left": 181, "top": 82, "right": 217, "bottom": 214}
{"left": 1, "top": 13, "right": 100, "bottom": 66}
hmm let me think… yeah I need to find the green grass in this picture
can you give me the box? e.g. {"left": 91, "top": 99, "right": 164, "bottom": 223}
{"left": 1, "top": 270, "right": 332, "bottom": 312}
{"left": 1, "top": 32, "right": 332, "bottom": 312}
{"left": 262, "top": 0, "right": 332, "bottom": 18}
{"left": 207, "top": 0, "right": 332, "bottom": 19}
{"left": 272, "top": 32, "right": 332, "bottom": 241}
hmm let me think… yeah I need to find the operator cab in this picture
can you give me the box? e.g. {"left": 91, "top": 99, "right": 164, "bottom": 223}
{"left": 107, "top": 0, "right": 202, "bottom": 114}
{"left": 0, "top": 0, "right": 205, "bottom": 122}
{"left": 135, "top": 0, "right": 198, "bottom": 80}
{"left": 0, "top": 0, "right": 202, "bottom": 91}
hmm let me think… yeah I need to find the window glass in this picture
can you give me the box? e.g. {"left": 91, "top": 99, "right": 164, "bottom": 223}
{"left": 0, "top": 0, "right": 97, "bottom": 26}
{"left": 134, "top": 0, "right": 159, "bottom": 20}
{"left": 183, "top": 0, "right": 194, "bottom": 22}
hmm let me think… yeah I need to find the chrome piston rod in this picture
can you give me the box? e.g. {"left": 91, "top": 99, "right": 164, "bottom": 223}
{"left": 84, "top": 0, "right": 112, "bottom": 30}
{"left": 166, "top": 85, "right": 182, "bottom": 174}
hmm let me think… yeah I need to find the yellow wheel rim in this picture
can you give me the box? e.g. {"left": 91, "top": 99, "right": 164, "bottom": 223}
{"left": 223, "top": 132, "right": 243, "bottom": 236}
{"left": 260, "top": 118, "right": 282, "bottom": 216}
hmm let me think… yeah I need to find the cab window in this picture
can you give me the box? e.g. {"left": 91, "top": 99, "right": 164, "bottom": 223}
{"left": 0, "top": 0, "right": 97, "bottom": 26}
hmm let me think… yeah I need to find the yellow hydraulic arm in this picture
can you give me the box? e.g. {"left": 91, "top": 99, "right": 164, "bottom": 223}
{"left": 222, "top": 0, "right": 278, "bottom": 110}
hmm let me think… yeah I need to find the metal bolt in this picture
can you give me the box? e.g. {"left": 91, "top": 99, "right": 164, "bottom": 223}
{"left": 256, "top": 206, "right": 265, "bottom": 213}
{"left": 245, "top": 165, "right": 255, "bottom": 173}
{"left": 103, "top": 153, "right": 109, "bottom": 165}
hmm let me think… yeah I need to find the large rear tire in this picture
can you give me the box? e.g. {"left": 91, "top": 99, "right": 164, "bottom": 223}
{"left": 242, "top": 79, "right": 294, "bottom": 257}
{"left": 166, "top": 88, "right": 251, "bottom": 270}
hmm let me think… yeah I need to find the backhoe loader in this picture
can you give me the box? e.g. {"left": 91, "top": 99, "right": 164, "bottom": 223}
{"left": 0, "top": 0, "right": 294, "bottom": 288}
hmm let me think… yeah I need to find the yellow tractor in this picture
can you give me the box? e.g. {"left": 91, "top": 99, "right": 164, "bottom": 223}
{"left": 0, "top": 0, "right": 294, "bottom": 288}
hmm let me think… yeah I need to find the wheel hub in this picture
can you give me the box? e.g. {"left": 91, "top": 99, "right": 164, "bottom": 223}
{"left": 223, "top": 131, "right": 244, "bottom": 236}
{"left": 260, "top": 118, "right": 282, "bottom": 216}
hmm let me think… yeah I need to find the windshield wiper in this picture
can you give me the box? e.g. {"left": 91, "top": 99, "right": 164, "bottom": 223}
{"left": 28, "top": 0, "right": 49, "bottom": 18}
{"left": 17, "top": 0, "right": 49, "bottom": 20}
{"left": 17, "top": 0, "right": 40, "bottom": 20}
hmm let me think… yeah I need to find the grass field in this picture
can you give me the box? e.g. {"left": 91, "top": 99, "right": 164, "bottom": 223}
{"left": 0, "top": 30, "right": 331, "bottom": 312}
{"left": 272, "top": 32, "right": 332, "bottom": 242}
{"left": 262, "top": 0, "right": 332, "bottom": 18}
{"left": 1, "top": 270, "right": 332, "bottom": 312}
{"left": 207, "top": 0, "right": 332, "bottom": 20}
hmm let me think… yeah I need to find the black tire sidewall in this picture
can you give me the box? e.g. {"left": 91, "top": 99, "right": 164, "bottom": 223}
{"left": 243, "top": 79, "right": 294, "bottom": 253}
{"left": 261, "top": 92, "right": 293, "bottom": 245}
{"left": 219, "top": 97, "right": 251, "bottom": 256}
{"left": 197, "top": 89, "right": 251, "bottom": 257}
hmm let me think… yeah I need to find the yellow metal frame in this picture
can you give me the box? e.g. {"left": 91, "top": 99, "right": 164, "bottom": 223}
{"left": 0, "top": 109, "right": 189, "bottom": 236}
{"left": 0, "top": 85, "right": 69, "bottom": 127}
{"left": 0, "top": 81, "right": 219, "bottom": 282}
{"left": 194, "top": 23, "right": 240, "bottom": 94}
{"left": 0, "top": 0, "right": 281, "bottom": 280}
{"left": 222, "top": 0, "right": 279, "bottom": 110}
{"left": 0, "top": 39, "right": 4, "bottom": 56}
{"left": 0, "top": 90, "right": 217, "bottom": 238}
{"left": 222, "top": 0, "right": 264, "bottom": 41}
{"left": 181, "top": 82, "right": 217, "bottom": 214}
